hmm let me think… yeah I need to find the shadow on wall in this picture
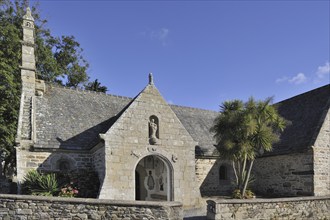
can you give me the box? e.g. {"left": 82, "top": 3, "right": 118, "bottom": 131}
{"left": 20, "top": 118, "right": 115, "bottom": 198}
{"left": 52, "top": 116, "right": 117, "bottom": 150}
{"left": 199, "top": 158, "right": 234, "bottom": 197}
{"left": 30, "top": 153, "right": 101, "bottom": 198}
{"left": 0, "top": 176, "right": 17, "bottom": 194}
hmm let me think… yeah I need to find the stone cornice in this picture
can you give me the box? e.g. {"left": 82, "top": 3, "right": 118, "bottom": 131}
{"left": 19, "top": 65, "right": 36, "bottom": 71}
{"left": 20, "top": 40, "right": 35, "bottom": 47}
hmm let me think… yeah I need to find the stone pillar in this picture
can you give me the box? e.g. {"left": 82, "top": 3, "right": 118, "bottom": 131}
{"left": 19, "top": 7, "right": 36, "bottom": 141}
{"left": 20, "top": 7, "right": 36, "bottom": 97}
{"left": 16, "top": 8, "right": 36, "bottom": 191}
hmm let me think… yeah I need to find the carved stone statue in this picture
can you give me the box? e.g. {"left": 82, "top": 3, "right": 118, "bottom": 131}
{"left": 147, "top": 171, "right": 155, "bottom": 190}
{"left": 149, "top": 118, "right": 158, "bottom": 144}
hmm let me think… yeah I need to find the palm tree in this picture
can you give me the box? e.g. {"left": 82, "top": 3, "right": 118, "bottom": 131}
{"left": 210, "top": 97, "right": 287, "bottom": 198}
{"left": 85, "top": 79, "right": 108, "bottom": 93}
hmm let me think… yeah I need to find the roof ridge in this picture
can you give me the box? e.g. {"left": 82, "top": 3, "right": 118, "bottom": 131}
{"left": 47, "top": 83, "right": 217, "bottom": 112}
{"left": 170, "top": 104, "right": 218, "bottom": 113}
{"left": 47, "top": 83, "right": 132, "bottom": 100}
{"left": 276, "top": 84, "right": 330, "bottom": 104}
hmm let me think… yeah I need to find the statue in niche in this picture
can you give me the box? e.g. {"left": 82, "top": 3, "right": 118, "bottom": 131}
{"left": 149, "top": 117, "right": 159, "bottom": 145}
{"left": 147, "top": 171, "right": 155, "bottom": 190}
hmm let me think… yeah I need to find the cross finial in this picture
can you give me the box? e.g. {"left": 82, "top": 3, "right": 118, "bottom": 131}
{"left": 149, "top": 73, "right": 154, "bottom": 85}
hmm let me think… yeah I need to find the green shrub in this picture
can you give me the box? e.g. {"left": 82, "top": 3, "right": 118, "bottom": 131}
{"left": 232, "top": 189, "right": 242, "bottom": 199}
{"left": 22, "top": 170, "right": 59, "bottom": 196}
{"left": 232, "top": 188, "right": 255, "bottom": 199}
{"left": 244, "top": 189, "right": 255, "bottom": 199}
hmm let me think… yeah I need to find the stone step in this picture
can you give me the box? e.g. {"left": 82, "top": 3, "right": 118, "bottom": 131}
{"left": 21, "top": 97, "right": 32, "bottom": 140}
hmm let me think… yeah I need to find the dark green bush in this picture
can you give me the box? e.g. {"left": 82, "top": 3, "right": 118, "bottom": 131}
{"left": 22, "top": 170, "right": 59, "bottom": 196}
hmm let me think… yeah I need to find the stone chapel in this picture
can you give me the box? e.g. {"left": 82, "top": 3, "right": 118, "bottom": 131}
{"left": 15, "top": 8, "right": 330, "bottom": 212}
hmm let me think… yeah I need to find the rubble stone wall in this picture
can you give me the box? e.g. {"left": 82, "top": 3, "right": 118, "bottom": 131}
{"left": 207, "top": 196, "right": 330, "bottom": 220}
{"left": 0, "top": 194, "right": 182, "bottom": 220}
{"left": 253, "top": 152, "right": 314, "bottom": 197}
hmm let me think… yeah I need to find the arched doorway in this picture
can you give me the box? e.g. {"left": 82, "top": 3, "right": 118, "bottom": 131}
{"left": 135, "top": 155, "right": 172, "bottom": 201}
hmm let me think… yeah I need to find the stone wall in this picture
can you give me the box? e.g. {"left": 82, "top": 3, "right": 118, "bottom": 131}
{"left": 313, "top": 108, "right": 330, "bottom": 196}
{"left": 16, "top": 148, "right": 93, "bottom": 183}
{"left": 0, "top": 194, "right": 182, "bottom": 220}
{"left": 92, "top": 143, "right": 105, "bottom": 184}
{"left": 196, "top": 158, "right": 234, "bottom": 197}
{"left": 252, "top": 152, "right": 314, "bottom": 197}
{"left": 99, "top": 84, "right": 199, "bottom": 210}
{"left": 16, "top": 149, "right": 100, "bottom": 197}
{"left": 206, "top": 196, "right": 330, "bottom": 220}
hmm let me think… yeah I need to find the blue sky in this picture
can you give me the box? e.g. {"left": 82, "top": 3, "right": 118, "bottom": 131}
{"left": 32, "top": 0, "right": 329, "bottom": 111}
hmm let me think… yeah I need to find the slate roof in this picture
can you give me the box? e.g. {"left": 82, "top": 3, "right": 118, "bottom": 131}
{"left": 34, "top": 86, "right": 131, "bottom": 150}
{"left": 33, "top": 84, "right": 329, "bottom": 157}
{"left": 34, "top": 85, "right": 219, "bottom": 155}
{"left": 170, "top": 105, "right": 218, "bottom": 156}
{"left": 268, "top": 84, "right": 330, "bottom": 156}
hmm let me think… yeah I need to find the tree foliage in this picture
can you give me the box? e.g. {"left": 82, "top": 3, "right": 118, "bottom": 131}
{"left": 210, "top": 97, "right": 287, "bottom": 198}
{"left": 0, "top": 0, "right": 97, "bottom": 175}
{"left": 85, "top": 79, "right": 108, "bottom": 93}
{"left": 0, "top": 0, "right": 24, "bottom": 175}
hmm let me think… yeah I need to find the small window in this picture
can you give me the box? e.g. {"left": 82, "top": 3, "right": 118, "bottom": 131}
{"left": 219, "top": 165, "right": 227, "bottom": 180}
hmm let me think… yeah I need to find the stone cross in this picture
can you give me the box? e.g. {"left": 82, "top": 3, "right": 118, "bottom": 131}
{"left": 149, "top": 73, "right": 154, "bottom": 85}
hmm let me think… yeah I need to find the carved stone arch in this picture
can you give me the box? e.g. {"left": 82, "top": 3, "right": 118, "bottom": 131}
{"left": 57, "top": 159, "right": 71, "bottom": 172}
{"left": 134, "top": 154, "right": 173, "bottom": 201}
{"left": 50, "top": 154, "right": 75, "bottom": 172}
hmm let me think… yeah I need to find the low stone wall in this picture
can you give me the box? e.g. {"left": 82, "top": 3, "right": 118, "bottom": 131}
{"left": 0, "top": 194, "right": 183, "bottom": 219}
{"left": 206, "top": 196, "right": 330, "bottom": 220}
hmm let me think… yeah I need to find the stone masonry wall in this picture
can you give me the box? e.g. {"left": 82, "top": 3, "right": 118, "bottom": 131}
{"left": 253, "top": 152, "right": 314, "bottom": 197}
{"left": 313, "top": 108, "right": 330, "bottom": 196}
{"left": 99, "top": 84, "right": 199, "bottom": 210}
{"left": 16, "top": 148, "right": 93, "bottom": 183}
{"left": 0, "top": 194, "right": 182, "bottom": 220}
{"left": 206, "top": 196, "right": 330, "bottom": 220}
{"left": 92, "top": 143, "right": 106, "bottom": 184}
{"left": 196, "top": 158, "right": 234, "bottom": 197}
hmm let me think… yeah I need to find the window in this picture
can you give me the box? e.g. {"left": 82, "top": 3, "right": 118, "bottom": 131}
{"left": 219, "top": 165, "right": 227, "bottom": 180}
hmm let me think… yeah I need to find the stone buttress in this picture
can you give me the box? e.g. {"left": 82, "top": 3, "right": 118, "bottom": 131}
{"left": 16, "top": 8, "right": 45, "bottom": 184}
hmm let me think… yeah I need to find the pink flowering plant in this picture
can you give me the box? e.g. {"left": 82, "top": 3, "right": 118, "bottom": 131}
{"left": 59, "top": 182, "right": 79, "bottom": 197}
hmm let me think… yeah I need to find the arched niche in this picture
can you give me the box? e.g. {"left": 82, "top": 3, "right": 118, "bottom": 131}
{"left": 135, "top": 154, "right": 173, "bottom": 201}
{"left": 49, "top": 154, "right": 75, "bottom": 172}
